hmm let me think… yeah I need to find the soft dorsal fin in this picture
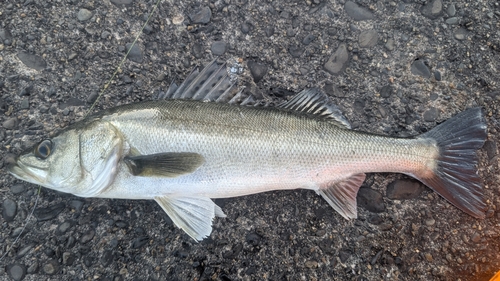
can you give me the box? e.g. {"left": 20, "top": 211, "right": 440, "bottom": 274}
{"left": 278, "top": 88, "right": 351, "bottom": 128}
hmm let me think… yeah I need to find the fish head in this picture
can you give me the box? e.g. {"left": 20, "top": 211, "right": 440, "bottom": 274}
{"left": 9, "top": 121, "right": 124, "bottom": 197}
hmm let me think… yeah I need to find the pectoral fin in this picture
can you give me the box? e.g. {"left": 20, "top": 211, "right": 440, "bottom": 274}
{"left": 124, "top": 152, "right": 205, "bottom": 177}
{"left": 155, "top": 196, "right": 226, "bottom": 241}
{"left": 316, "top": 173, "right": 366, "bottom": 219}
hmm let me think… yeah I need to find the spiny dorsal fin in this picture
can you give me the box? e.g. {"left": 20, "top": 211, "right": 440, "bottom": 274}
{"left": 278, "top": 88, "right": 351, "bottom": 128}
{"left": 160, "top": 60, "right": 241, "bottom": 103}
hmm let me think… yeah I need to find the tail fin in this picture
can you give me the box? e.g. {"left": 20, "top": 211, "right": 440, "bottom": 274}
{"left": 416, "top": 107, "right": 487, "bottom": 218}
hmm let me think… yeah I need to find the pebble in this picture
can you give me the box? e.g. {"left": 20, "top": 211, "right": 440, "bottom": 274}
{"left": 16, "top": 244, "right": 34, "bottom": 258}
{"left": 359, "top": 30, "right": 378, "bottom": 48}
{"left": 424, "top": 253, "right": 433, "bottom": 262}
{"left": 380, "top": 85, "right": 393, "bottom": 98}
{"left": 371, "top": 250, "right": 383, "bottom": 265}
{"left": 62, "top": 252, "right": 74, "bottom": 265}
{"left": 423, "top": 107, "right": 439, "bottom": 122}
{"left": 247, "top": 61, "right": 268, "bottom": 83}
{"left": 483, "top": 140, "right": 497, "bottom": 160}
{"left": 411, "top": 60, "right": 431, "bottom": 78}
{"left": 210, "top": 41, "right": 227, "bottom": 56}
{"left": 425, "top": 218, "right": 435, "bottom": 226}
{"left": 420, "top": 0, "right": 443, "bottom": 20}
{"left": 368, "top": 214, "right": 383, "bottom": 225}
{"left": 324, "top": 43, "right": 349, "bottom": 75}
{"left": 57, "top": 221, "right": 73, "bottom": 234}
{"left": 265, "top": 26, "right": 274, "bottom": 37}
{"left": 27, "top": 263, "right": 38, "bottom": 274}
{"left": 42, "top": 260, "right": 59, "bottom": 275}
{"left": 110, "top": 0, "right": 134, "bottom": 6}
{"left": 302, "top": 34, "right": 316, "bottom": 45}
{"left": 386, "top": 180, "right": 425, "bottom": 200}
{"left": 434, "top": 70, "right": 442, "bottom": 81}
{"left": 288, "top": 45, "right": 304, "bottom": 58}
{"left": 125, "top": 43, "right": 143, "bottom": 63}
{"left": 446, "top": 3, "right": 456, "bottom": 16}
{"left": 34, "top": 202, "right": 65, "bottom": 221}
{"left": 189, "top": 6, "right": 211, "bottom": 24}
{"left": 357, "top": 187, "right": 385, "bottom": 213}
{"left": 454, "top": 28, "right": 467, "bottom": 40}
{"left": 471, "top": 232, "right": 481, "bottom": 243}
{"left": 101, "top": 250, "right": 114, "bottom": 266}
{"left": 384, "top": 38, "right": 395, "bottom": 51}
{"left": 17, "top": 52, "right": 47, "bottom": 71}
{"left": 7, "top": 263, "right": 26, "bottom": 281}
{"left": 3, "top": 117, "right": 19, "bottom": 130}
{"left": 344, "top": 1, "right": 374, "bottom": 21}
{"left": 445, "top": 17, "right": 459, "bottom": 25}
{"left": 191, "top": 43, "right": 203, "bottom": 58}
{"left": 241, "top": 22, "right": 251, "bottom": 34}
{"left": 2, "top": 198, "right": 17, "bottom": 222}
{"left": 77, "top": 9, "right": 93, "bottom": 22}
{"left": 10, "top": 184, "right": 26, "bottom": 194}
{"left": 20, "top": 98, "right": 29, "bottom": 109}
{"left": 305, "top": 260, "right": 318, "bottom": 269}
{"left": 80, "top": 229, "right": 95, "bottom": 244}
{"left": 131, "top": 236, "right": 149, "bottom": 248}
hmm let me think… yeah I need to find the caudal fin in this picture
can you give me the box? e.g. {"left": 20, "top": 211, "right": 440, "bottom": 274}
{"left": 416, "top": 107, "right": 487, "bottom": 218}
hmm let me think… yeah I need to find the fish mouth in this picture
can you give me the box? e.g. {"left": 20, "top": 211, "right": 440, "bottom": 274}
{"left": 8, "top": 161, "right": 46, "bottom": 185}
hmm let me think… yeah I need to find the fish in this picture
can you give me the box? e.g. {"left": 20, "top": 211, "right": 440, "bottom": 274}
{"left": 8, "top": 60, "right": 488, "bottom": 241}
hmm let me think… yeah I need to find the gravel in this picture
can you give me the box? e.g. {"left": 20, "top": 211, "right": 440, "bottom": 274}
{"left": 1, "top": 0, "right": 499, "bottom": 280}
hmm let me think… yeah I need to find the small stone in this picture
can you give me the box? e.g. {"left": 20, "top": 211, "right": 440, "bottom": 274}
{"left": 380, "top": 85, "right": 393, "bottom": 98}
{"left": 385, "top": 39, "right": 395, "bottom": 51}
{"left": 483, "top": 140, "right": 497, "bottom": 160}
{"left": 434, "top": 70, "right": 442, "bottom": 81}
{"left": 16, "top": 244, "right": 34, "bottom": 258}
{"left": 288, "top": 45, "right": 304, "bottom": 58}
{"left": 172, "top": 15, "right": 184, "bottom": 25}
{"left": 57, "top": 221, "right": 72, "bottom": 234}
{"left": 445, "top": 17, "right": 459, "bottom": 25}
{"left": 10, "top": 184, "right": 26, "bottom": 194}
{"left": 411, "top": 60, "right": 431, "bottom": 78}
{"left": 471, "top": 232, "right": 481, "bottom": 243}
{"left": 101, "top": 31, "right": 111, "bottom": 39}
{"left": 357, "top": 188, "right": 385, "bottom": 213}
{"left": 423, "top": 107, "right": 439, "bottom": 122}
{"left": 131, "top": 236, "right": 149, "bottom": 249}
{"left": 62, "top": 252, "right": 74, "bottom": 265}
{"left": 80, "top": 229, "right": 95, "bottom": 244}
{"left": 324, "top": 43, "right": 349, "bottom": 75}
{"left": 3, "top": 117, "right": 18, "bottom": 130}
{"left": 359, "top": 30, "right": 378, "bottom": 48}
{"left": 34, "top": 202, "right": 65, "bottom": 221}
{"left": 210, "top": 41, "right": 226, "bottom": 56}
{"left": 420, "top": 0, "right": 443, "bottom": 20}
{"left": 20, "top": 98, "right": 29, "bottom": 109}
{"left": 27, "top": 262, "right": 38, "bottom": 274}
{"left": 264, "top": 26, "right": 275, "bottom": 37}
{"left": 101, "top": 250, "right": 114, "bottom": 266}
{"left": 7, "top": 263, "right": 26, "bottom": 281}
{"left": 77, "top": 9, "right": 93, "bottom": 22}
{"left": 241, "top": 22, "right": 251, "bottom": 34}
{"left": 17, "top": 52, "right": 47, "bottom": 71}
{"left": 2, "top": 198, "right": 17, "bottom": 222}
{"left": 302, "top": 34, "right": 316, "bottom": 45}
{"left": 446, "top": 3, "right": 456, "bottom": 16}
{"left": 454, "top": 28, "right": 467, "bottom": 40}
{"left": 424, "top": 253, "right": 433, "bottom": 262}
{"left": 42, "top": 260, "right": 59, "bottom": 275}
{"left": 305, "top": 260, "right": 318, "bottom": 269}
{"left": 247, "top": 61, "right": 268, "bottom": 83}
{"left": 345, "top": 1, "right": 374, "bottom": 21}
{"left": 125, "top": 43, "right": 143, "bottom": 63}
{"left": 189, "top": 6, "right": 211, "bottom": 24}
{"left": 425, "top": 218, "right": 435, "bottom": 226}
{"left": 69, "top": 200, "right": 85, "bottom": 212}
{"left": 387, "top": 180, "right": 425, "bottom": 200}
{"left": 110, "top": 0, "right": 134, "bottom": 6}
{"left": 191, "top": 43, "right": 203, "bottom": 58}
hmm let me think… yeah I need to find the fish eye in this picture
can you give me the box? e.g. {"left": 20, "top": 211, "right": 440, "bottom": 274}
{"left": 34, "top": 139, "right": 53, "bottom": 159}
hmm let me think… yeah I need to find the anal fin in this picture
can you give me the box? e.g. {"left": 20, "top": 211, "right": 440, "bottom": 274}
{"left": 317, "top": 173, "right": 366, "bottom": 219}
{"left": 155, "top": 196, "right": 226, "bottom": 241}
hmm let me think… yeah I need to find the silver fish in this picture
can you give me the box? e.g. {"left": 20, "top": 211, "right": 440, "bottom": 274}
{"left": 9, "top": 61, "right": 487, "bottom": 241}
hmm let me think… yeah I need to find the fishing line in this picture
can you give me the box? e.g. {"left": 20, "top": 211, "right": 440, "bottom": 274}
{"left": 85, "top": 0, "right": 163, "bottom": 117}
{"left": 0, "top": 186, "right": 41, "bottom": 262}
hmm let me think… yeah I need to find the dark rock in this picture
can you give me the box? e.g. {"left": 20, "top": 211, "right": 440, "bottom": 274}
{"left": 101, "top": 250, "right": 114, "bottom": 266}
{"left": 264, "top": 26, "right": 275, "bottom": 37}
{"left": 302, "top": 34, "right": 316, "bottom": 45}
{"left": 110, "top": 0, "right": 134, "bottom": 6}
{"left": 324, "top": 44, "right": 349, "bottom": 75}
{"left": 69, "top": 200, "right": 85, "bottom": 213}
{"left": 42, "top": 260, "right": 59, "bottom": 275}
{"left": 191, "top": 43, "right": 203, "bottom": 58}
{"left": 387, "top": 180, "right": 426, "bottom": 200}
{"left": 420, "top": 0, "right": 443, "bottom": 20}
{"left": 357, "top": 188, "right": 385, "bottom": 213}
{"left": 423, "top": 107, "right": 439, "bottom": 122}
{"left": 0, "top": 28, "right": 13, "bottom": 41}
{"left": 484, "top": 140, "right": 497, "bottom": 160}
{"left": 190, "top": 6, "right": 212, "bottom": 24}
{"left": 20, "top": 98, "right": 30, "bottom": 109}
{"left": 10, "top": 184, "right": 26, "bottom": 194}
{"left": 288, "top": 45, "right": 304, "bottom": 58}
{"left": 19, "top": 84, "right": 34, "bottom": 95}
{"left": 57, "top": 221, "right": 73, "bottom": 234}
{"left": 385, "top": 38, "right": 395, "bottom": 51}
{"left": 80, "top": 229, "right": 95, "bottom": 244}
{"left": 34, "top": 202, "right": 65, "bottom": 221}
{"left": 3, "top": 117, "right": 19, "bottom": 130}
{"left": 210, "top": 41, "right": 227, "bottom": 56}
{"left": 434, "top": 70, "right": 441, "bottom": 81}
{"left": 241, "top": 22, "right": 252, "bottom": 34}
{"left": 247, "top": 61, "right": 268, "bottom": 83}
{"left": 16, "top": 244, "right": 34, "bottom": 258}
{"left": 2, "top": 198, "right": 17, "bottom": 222}
{"left": 446, "top": 3, "right": 456, "bottom": 16}
{"left": 411, "top": 60, "right": 431, "bottom": 78}
{"left": 245, "top": 232, "right": 262, "bottom": 246}
{"left": 380, "top": 85, "right": 393, "bottom": 98}
{"left": 339, "top": 250, "right": 351, "bottom": 262}
{"left": 115, "top": 220, "right": 129, "bottom": 228}
{"left": 368, "top": 214, "right": 383, "bottom": 225}
{"left": 454, "top": 28, "right": 467, "bottom": 40}
{"left": 345, "top": 1, "right": 374, "bottom": 21}
{"left": 125, "top": 43, "right": 143, "bottom": 63}
{"left": 359, "top": 30, "right": 378, "bottom": 48}
{"left": 445, "top": 17, "right": 459, "bottom": 25}
{"left": 77, "top": 9, "right": 93, "bottom": 21}
{"left": 7, "top": 263, "right": 26, "bottom": 281}
{"left": 17, "top": 52, "right": 47, "bottom": 71}
{"left": 62, "top": 252, "right": 74, "bottom": 265}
